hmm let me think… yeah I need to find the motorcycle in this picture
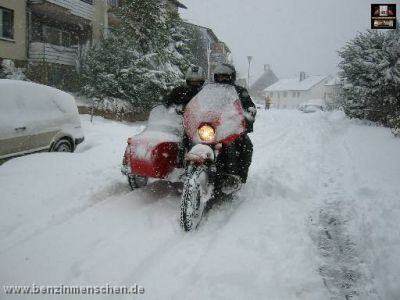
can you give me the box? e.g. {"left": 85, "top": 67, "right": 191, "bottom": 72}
{"left": 121, "top": 83, "right": 247, "bottom": 231}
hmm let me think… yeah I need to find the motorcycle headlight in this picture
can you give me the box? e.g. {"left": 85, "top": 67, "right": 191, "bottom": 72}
{"left": 198, "top": 124, "right": 215, "bottom": 142}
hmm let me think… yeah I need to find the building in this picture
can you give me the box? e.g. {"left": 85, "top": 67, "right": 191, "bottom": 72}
{"left": 264, "top": 72, "right": 332, "bottom": 109}
{"left": 209, "top": 41, "right": 231, "bottom": 79}
{"left": 184, "top": 22, "right": 231, "bottom": 81}
{"left": 0, "top": 0, "right": 186, "bottom": 90}
{"left": 0, "top": 0, "right": 28, "bottom": 65}
{"left": 324, "top": 76, "right": 342, "bottom": 110}
{"left": 249, "top": 64, "right": 279, "bottom": 102}
{"left": 0, "top": 0, "right": 112, "bottom": 90}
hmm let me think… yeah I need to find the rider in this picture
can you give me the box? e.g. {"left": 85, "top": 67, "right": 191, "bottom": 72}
{"left": 163, "top": 65, "right": 206, "bottom": 167}
{"left": 163, "top": 65, "right": 206, "bottom": 109}
{"left": 213, "top": 63, "right": 256, "bottom": 184}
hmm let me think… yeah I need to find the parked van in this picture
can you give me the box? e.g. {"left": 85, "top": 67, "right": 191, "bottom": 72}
{"left": 0, "top": 80, "right": 84, "bottom": 161}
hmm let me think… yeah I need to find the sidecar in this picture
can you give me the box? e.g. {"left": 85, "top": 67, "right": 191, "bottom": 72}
{"left": 121, "top": 105, "right": 183, "bottom": 189}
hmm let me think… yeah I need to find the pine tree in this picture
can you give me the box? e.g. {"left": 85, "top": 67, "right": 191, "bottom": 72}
{"left": 338, "top": 26, "right": 400, "bottom": 128}
{"left": 384, "top": 25, "right": 400, "bottom": 135}
{"left": 80, "top": 0, "right": 194, "bottom": 112}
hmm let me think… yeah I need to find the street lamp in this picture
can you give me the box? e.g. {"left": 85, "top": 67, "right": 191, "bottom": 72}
{"left": 247, "top": 56, "right": 253, "bottom": 88}
{"left": 207, "top": 48, "right": 212, "bottom": 81}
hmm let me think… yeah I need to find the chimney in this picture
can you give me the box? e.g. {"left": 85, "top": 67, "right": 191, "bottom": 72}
{"left": 299, "top": 71, "right": 306, "bottom": 81}
{"left": 264, "top": 64, "right": 270, "bottom": 72}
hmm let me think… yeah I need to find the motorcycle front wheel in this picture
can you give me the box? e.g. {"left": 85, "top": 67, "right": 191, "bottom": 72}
{"left": 180, "top": 166, "right": 208, "bottom": 232}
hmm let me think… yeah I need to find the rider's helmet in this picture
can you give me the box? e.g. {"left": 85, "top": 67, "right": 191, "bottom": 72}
{"left": 185, "top": 65, "right": 205, "bottom": 88}
{"left": 213, "top": 63, "right": 236, "bottom": 84}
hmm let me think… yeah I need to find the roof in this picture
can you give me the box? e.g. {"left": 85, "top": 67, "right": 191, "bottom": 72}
{"left": 264, "top": 75, "right": 329, "bottom": 92}
{"left": 250, "top": 68, "right": 279, "bottom": 93}
{"left": 184, "top": 22, "right": 219, "bottom": 43}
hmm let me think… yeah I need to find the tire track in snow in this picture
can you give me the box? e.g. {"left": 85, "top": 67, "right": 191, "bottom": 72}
{"left": 309, "top": 117, "right": 380, "bottom": 300}
{"left": 115, "top": 195, "right": 247, "bottom": 297}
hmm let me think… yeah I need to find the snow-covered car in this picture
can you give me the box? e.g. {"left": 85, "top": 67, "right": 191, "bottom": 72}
{"left": 0, "top": 80, "right": 84, "bottom": 161}
{"left": 298, "top": 99, "right": 326, "bottom": 113}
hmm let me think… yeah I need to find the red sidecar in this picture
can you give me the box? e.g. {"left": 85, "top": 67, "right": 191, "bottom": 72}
{"left": 121, "top": 105, "right": 183, "bottom": 189}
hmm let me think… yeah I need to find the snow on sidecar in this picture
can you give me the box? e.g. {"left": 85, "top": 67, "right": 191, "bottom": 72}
{"left": 121, "top": 105, "right": 184, "bottom": 190}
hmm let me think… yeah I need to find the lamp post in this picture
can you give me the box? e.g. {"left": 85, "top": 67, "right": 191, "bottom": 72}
{"left": 207, "top": 48, "right": 212, "bottom": 81}
{"left": 247, "top": 56, "right": 253, "bottom": 88}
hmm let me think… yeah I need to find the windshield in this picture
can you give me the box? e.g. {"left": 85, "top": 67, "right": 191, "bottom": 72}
{"left": 183, "top": 83, "right": 246, "bottom": 144}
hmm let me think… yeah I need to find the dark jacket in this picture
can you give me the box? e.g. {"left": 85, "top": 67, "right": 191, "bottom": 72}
{"left": 234, "top": 85, "right": 256, "bottom": 133}
{"left": 163, "top": 85, "right": 202, "bottom": 109}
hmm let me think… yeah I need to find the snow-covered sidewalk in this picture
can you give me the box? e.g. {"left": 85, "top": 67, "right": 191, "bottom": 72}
{"left": 0, "top": 111, "right": 399, "bottom": 300}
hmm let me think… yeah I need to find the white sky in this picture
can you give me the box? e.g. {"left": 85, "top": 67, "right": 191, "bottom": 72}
{"left": 180, "top": 0, "right": 400, "bottom": 82}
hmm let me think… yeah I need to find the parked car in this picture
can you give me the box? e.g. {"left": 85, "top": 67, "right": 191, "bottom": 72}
{"left": 0, "top": 80, "right": 84, "bottom": 162}
{"left": 298, "top": 99, "right": 326, "bottom": 113}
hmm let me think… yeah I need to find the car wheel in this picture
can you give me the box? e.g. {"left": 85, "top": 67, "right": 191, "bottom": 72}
{"left": 53, "top": 139, "right": 73, "bottom": 152}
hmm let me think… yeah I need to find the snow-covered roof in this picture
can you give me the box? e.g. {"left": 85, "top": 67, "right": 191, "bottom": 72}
{"left": 184, "top": 22, "right": 219, "bottom": 43}
{"left": 264, "top": 75, "right": 329, "bottom": 92}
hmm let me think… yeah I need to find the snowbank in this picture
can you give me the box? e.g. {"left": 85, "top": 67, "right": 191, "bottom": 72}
{"left": 0, "top": 111, "right": 399, "bottom": 300}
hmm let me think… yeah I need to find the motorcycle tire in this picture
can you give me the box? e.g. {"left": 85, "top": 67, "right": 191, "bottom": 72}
{"left": 180, "top": 166, "right": 208, "bottom": 232}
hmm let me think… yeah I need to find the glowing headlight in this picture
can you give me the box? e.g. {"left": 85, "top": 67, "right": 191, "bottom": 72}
{"left": 198, "top": 124, "right": 215, "bottom": 142}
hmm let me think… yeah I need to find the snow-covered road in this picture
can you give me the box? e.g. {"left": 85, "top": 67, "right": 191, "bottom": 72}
{"left": 1, "top": 110, "right": 399, "bottom": 300}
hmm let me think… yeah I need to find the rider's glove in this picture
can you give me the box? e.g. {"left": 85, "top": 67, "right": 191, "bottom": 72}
{"left": 175, "top": 105, "right": 184, "bottom": 115}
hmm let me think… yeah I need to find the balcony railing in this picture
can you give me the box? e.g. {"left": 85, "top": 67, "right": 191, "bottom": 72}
{"left": 29, "top": 42, "right": 78, "bottom": 66}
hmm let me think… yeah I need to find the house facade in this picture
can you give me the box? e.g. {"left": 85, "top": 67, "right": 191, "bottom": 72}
{"left": 209, "top": 41, "right": 231, "bottom": 79}
{"left": 0, "top": 0, "right": 28, "bottom": 64}
{"left": 264, "top": 72, "right": 332, "bottom": 109}
{"left": 0, "top": 0, "right": 113, "bottom": 90}
{"left": 0, "top": 0, "right": 186, "bottom": 90}
{"left": 184, "top": 22, "right": 231, "bottom": 81}
{"left": 324, "top": 77, "right": 342, "bottom": 110}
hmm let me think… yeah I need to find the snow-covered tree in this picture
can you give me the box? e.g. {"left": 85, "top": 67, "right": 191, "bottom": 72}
{"left": 338, "top": 26, "right": 400, "bottom": 129}
{"left": 385, "top": 26, "right": 400, "bottom": 135}
{"left": 0, "top": 59, "right": 27, "bottom": 80}
{"left": 165, "top": 10, "right": 195, "bottom": 81}
{"left": 80, "top": 0, "right": 194, "bottom": 112}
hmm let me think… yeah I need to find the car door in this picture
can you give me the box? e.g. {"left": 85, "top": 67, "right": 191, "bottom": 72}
{"left": 25, "top": 90, "right": 63, "bottom": 151}
{"left": 0, "top": 90, "right": 31, "bottom": 159}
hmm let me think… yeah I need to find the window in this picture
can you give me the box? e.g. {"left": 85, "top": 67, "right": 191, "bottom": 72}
{"left": 80, "top": 0, "right": 93, "bottom": 4}
{"left": 61, "top": 31, "right": 71, "bottom": 47}
{"left": 283, "top": 91, "right": 287, "bottom": 97}
{"left": 44, "top": 26, "right": 60, "bottom": 45}
{"left": 41, "top": 25, "right": 78, "bottom": 47}
{"left": 0, "top": 7, "right": 14, "bottom": 39}
{"left": 292, "top": 91, "right": 296, "bottom": 97}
